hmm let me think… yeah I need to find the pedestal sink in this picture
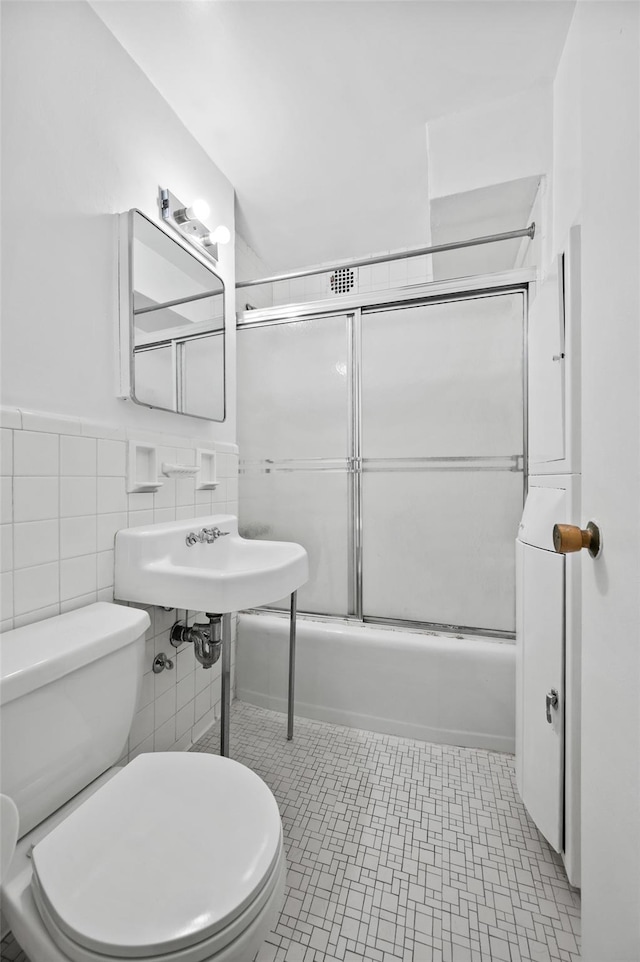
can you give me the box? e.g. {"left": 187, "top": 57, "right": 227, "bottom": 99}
{"left": 114, "top": 515, "right": 308, "bottom": 756}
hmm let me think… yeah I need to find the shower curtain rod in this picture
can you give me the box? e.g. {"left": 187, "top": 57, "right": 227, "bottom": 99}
{"left": 235, "top": 222, "right": 535, "bottom": 289}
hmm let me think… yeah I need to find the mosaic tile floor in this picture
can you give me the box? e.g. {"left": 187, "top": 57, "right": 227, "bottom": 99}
{"left": 2, "top": 701, "right": 580, "bottom": 962}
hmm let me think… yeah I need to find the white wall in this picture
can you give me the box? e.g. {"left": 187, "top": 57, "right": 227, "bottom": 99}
{"left": 551, "top": 17, "right": 582, "bottom": 261}
{"left": 427, "top": 85, "right": 553, "bottom": 202}
{"left": 1, "top": 0, "right": 236, "bottom": 442}
{"left": 424, "top": 85, "right": 553, "bottom": 279}
{"left": 550, "top": 4, "right": 640, "bottom": 958}
{"left": 235, "top": 233, "right": 274, "bottom": 312}
{"left": 0, "top": 1, "right": 240, "bottom": 769}
{"left": 235, "top": 84, "right": 554, "bottom": 311}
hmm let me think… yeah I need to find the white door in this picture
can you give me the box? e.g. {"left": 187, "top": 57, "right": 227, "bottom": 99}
{"left": 577, "top": 5, "right": 640, "bottom": 957}
{"left": 516, "top": 540, "right": 564, "bottom": 851}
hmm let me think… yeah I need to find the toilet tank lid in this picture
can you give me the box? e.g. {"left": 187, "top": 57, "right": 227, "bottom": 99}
{"left": 0, "top": 603, "right": 150, "bottom": 706}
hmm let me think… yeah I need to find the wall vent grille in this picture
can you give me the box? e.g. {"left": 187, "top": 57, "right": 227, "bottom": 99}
{"left": 330, "top": 268, "right": 356, "bottom": 294}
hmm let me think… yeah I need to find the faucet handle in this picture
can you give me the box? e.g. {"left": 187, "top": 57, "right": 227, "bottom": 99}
{"left": 186, "top": 526, "right": 230, "bottom": 546}
{"left": 202, "top": 526, "right": 230, "bottom": 542}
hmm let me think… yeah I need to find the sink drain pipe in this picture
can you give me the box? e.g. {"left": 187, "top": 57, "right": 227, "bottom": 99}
{"left": 170, "top": 616, "right": 222, "bottom": 668}
{"left": 170, "top": 593, "right": 298, "bottom": 758}
{"left": 170, "top": 612, "right": 232, "bottom": 757}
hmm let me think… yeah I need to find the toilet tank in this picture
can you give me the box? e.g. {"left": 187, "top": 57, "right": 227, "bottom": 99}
{"left": 0, "top": 602, "right": 150, "bottom": 838}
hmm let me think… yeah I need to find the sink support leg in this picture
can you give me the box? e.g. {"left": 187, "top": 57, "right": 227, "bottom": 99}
{"left": 287, "top": 591, "right": 297, "bottom": 740}
{"left": 220, "top": 612, "right": 232, "bottom": 757}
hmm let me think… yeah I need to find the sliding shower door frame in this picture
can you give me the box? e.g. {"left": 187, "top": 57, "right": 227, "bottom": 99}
{"left": 349, "top": 307, "right": 364, "bottom": 620}
{"left": 238, "top": 274, "right": 531, "bottom": 640}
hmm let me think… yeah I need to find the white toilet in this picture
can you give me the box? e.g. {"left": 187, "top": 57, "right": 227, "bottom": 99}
{"left": 0, "top": 602, "right": 286, "bottom": 962}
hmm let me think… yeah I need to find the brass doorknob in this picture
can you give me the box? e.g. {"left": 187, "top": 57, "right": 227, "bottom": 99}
{"left": 552, "top": 521, "right": 601, "bottom": 558}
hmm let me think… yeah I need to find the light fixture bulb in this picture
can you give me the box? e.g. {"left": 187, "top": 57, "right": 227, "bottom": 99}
{"left": 206, "top": 225, "right": 231, "bottom": 246}
{"left": 185, "top": 198, "right": 210, "bottom": 222}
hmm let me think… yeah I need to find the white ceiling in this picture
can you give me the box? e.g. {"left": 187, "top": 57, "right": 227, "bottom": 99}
{"left": 92, "top": 0, "right": 575, "bottom": 273}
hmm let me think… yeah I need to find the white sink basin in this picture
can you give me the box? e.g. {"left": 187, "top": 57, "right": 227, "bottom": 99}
{"left": 114, "top": 515, "right": 308, "bottom": 613}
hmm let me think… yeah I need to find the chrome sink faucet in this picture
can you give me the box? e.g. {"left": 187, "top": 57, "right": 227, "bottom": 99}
{"left": 185, "top": 526, "right": 230, "bottom": 547}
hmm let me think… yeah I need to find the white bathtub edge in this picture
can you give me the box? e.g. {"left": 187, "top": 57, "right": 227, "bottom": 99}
{"left": 236, "top": 686, "right": 515, "bottom": 753}
{"left": 237, "top": 613, "right": 515, "bottom": 754}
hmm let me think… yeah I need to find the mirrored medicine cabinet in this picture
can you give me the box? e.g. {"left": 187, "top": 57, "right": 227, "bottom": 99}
{"left": 118, "top": 209, "right": 226, "bottom": 421}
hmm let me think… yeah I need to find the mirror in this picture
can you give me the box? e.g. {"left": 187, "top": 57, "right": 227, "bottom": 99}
{"left": 119, "top": 209, "right": 226, "bottom": 421}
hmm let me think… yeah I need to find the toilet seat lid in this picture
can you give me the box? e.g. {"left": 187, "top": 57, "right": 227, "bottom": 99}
{"left": 31, "top": 752, "right": 282, "bottom": 958}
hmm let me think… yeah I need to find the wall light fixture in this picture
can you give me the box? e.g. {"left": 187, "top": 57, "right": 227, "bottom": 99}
{"left": 173, "top": 198, "right": 210, "bottom": 225}
{"left": 204, "top": 225, "right": 231, "bottom": 246}
{"left": 159, "top": 187, "right": 229, "bottom": 263}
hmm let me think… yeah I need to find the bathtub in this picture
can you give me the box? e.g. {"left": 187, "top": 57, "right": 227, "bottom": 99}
{"left": 237, "top": 613, "right": 515, "bottom": 753}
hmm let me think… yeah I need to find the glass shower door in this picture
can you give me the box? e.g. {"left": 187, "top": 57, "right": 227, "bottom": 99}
{"left": 237, "top": 314, "right": 353, "bottom": 615}
{"left": 360, "top": 292, "right": 524, "bottom": 633}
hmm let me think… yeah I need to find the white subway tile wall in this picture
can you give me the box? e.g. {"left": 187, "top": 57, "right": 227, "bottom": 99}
{"left": 0, "top": 406, "right": 239, "bottom": 759}
{"left": 267, "top": 250, "right": 433, "bottom": 309}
